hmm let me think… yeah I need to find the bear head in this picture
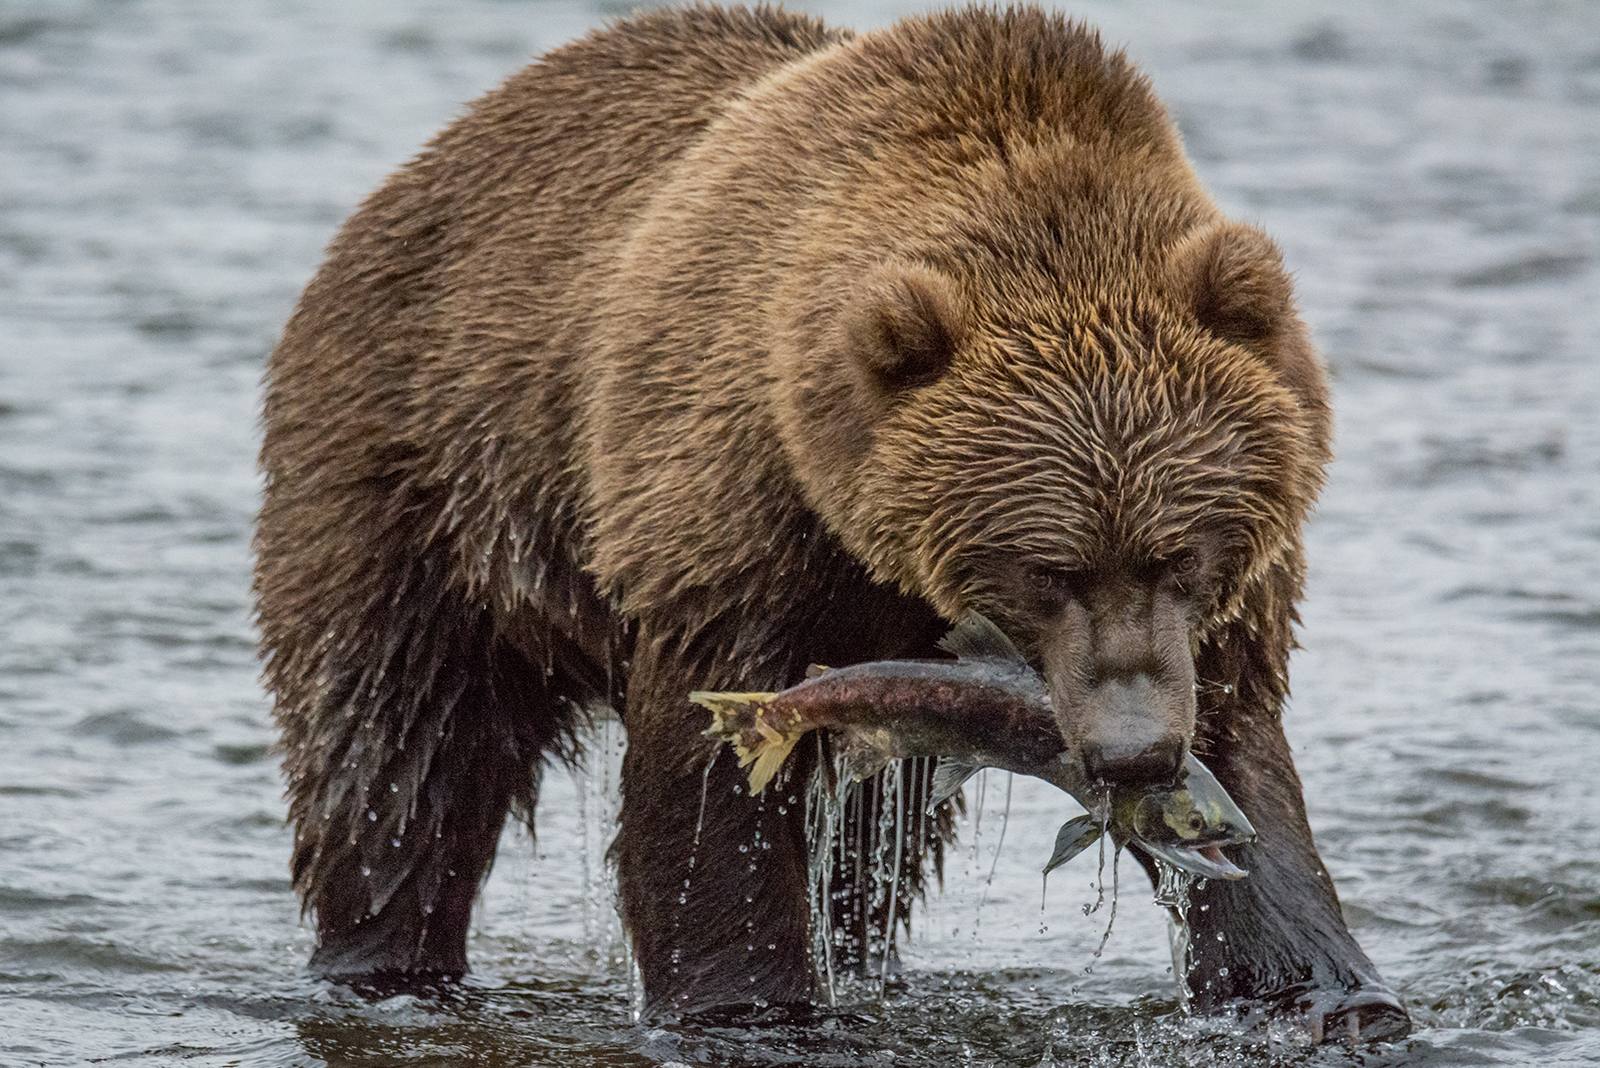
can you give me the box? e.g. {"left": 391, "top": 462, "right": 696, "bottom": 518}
{"left": 771, "top": 164, "right": 1330, "bottom": 788}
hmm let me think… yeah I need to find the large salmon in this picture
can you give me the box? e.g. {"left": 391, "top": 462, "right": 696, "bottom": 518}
{"left": 693, "top": 612, "right": 1255, "bottom": 881}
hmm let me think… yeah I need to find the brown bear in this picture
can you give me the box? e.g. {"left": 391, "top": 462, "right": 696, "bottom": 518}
{"left": 255, "top": 4, "right": 1408, "bottom": 1039}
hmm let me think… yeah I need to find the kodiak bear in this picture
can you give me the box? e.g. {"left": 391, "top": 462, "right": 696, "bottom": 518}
{"left": 256, "top": 4, "right": 1408, "bottom": 1039}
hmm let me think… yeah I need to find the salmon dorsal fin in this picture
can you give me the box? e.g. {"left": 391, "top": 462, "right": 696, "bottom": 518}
{"left": 937, "top": 610, "right": 1025, "bottom": 664}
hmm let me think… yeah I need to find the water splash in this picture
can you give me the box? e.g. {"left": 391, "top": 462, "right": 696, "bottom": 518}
{"left": 975, "top": 771, "right": 1013, "bottom": 918}
{"left": 574, "top": 714, "right": 627, "bottom": 969}
{"left": 1083, "top": 786, "right": 1112, "bottom": 918}
{"left": 806, "top": 752, "right": 947, "bottom": 1002}
{"left": 1084, "top": 846, "right": 1121, "bottom": 971}
{"left": 1152, "top": 858, "right": 1196, "bottom": 1013}
{"left": 805, "top": 735, "right": 839, "bottom": 1005}
{"left": 867, "top": 762, "right": 899, "bottom": 989}
{"left": 881, "top": 759, "right": 906, "bottom": 988}
{"left": 693, "top": 743, "right": 718, "bottom": 852}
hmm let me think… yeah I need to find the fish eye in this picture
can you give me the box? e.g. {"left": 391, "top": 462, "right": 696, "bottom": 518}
{"left": 1187, "top": 811, "right": 1205, "bottom": 833}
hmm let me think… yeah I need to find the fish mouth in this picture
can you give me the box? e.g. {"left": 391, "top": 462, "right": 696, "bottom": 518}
{"left": 1140, "top": 840, "right": 1250, "bottom": 881}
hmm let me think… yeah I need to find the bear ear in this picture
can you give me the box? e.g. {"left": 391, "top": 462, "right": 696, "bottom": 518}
{"left": 845, "top": 263, "right": 968, "bottom": 397}
{"left": 1170, "top": 222, "right": 1294, "bottom": 345}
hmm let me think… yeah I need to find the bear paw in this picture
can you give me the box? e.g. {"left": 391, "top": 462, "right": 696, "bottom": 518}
{"left": 1301, "top": 985, "right": 1411, "bottom": 1045}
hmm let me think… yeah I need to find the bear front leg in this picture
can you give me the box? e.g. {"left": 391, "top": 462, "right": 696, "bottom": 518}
{"left": 616, "top": 636, "right": 817, "bottom": 1018}
{"left": 281, "top": 604, "right": 565, "bottom": 986}
{"left": 1174, "top": 705, "right": 1410, "bottom": 1042}
{"left": 299, "top": 722, "right": 513, "bottom": 984}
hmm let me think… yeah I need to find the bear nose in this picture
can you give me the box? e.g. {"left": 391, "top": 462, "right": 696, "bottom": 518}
{"left": 1083, "top": 736, "right": 1185, "bottom": 786}
{"left": 1078, "top": 675, "right": 1187, "bottom": 786}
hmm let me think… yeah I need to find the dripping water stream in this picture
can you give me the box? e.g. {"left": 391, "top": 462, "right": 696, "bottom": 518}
{"left": 1152, "top": 860, "right": 1197, "bottom": 1013}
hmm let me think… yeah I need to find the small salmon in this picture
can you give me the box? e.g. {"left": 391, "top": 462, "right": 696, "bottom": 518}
{"left": 691, "top": 612, "right": 1255, "bottom": 881}
{"left": 1040, "top": 754, "right": 1256, "bottom": 881}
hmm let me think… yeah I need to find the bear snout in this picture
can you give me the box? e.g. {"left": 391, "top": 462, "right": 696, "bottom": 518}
{"left": 1037, "top": 589, "right": 1198, "bottom": 788}
{"left": 1074, "top": 672, "right": 1192, "bottom": 786}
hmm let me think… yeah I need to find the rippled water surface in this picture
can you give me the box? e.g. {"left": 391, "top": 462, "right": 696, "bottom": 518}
{"left": 2, "top": 1, "right": 1597, "bottom": 1064}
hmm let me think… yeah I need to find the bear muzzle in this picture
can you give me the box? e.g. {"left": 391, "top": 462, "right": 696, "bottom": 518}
{"left": 1075, "top": 673, "right": 1191, "bottom": 786}
{"left": 1038, "top": 594, "right": 1198, "bottom": 789}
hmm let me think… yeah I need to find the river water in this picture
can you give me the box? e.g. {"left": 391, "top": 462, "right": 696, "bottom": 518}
{"left": 1, "top": 1, "right": 1596, "bottom": 1065}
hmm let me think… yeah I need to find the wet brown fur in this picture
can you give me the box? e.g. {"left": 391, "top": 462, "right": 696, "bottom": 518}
{"left": 257, "top": 4, "right": 1403, "bottom": 1032}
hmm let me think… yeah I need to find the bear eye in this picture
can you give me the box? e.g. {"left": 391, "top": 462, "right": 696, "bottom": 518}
{"left": 1169, "top": 549, "right": 1201, "bottom": 578}
{"left": 1026, "top": 566, "right": 1082, "bottom": 599}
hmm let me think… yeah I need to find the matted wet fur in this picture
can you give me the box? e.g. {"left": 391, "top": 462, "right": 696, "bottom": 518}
{"left": 257, "top": 4, "right": 1407, "bottom": 1037}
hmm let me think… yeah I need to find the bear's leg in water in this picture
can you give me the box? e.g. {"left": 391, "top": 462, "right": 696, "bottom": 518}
{"left": 282, "top": 575, "right": 576, "bottom": 983}
{"left": 616, "top": 629, "right": 817, "bottom": 1015}
{"left": 1134, "top": 615, "right": 1410, "bottom": 1041}
{"left": 1172, "top": 707, "right": 1409, "bottom": 1040}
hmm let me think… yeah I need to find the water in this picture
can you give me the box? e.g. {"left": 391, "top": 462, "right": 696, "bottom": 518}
{"left": 1151, "top": 862, "right": 1195, "bottom": 1015}
{"left": 2, "top": 0, "right": 1597, "bottom": 1063}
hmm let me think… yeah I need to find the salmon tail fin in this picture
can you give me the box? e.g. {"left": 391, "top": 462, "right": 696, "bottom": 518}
{"left": 938, "top": 610, "right": 1026, "bottom": 665}
{"left": 690, "top": 690, "right": 797, "bottom": 794}
{"left": 744, "top": 724, "right": 801, "bottom": 794}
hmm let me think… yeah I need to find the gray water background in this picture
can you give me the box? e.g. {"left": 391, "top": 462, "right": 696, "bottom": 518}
{"left": 1, "top": 0, "right": 1597, "bottom": 1064}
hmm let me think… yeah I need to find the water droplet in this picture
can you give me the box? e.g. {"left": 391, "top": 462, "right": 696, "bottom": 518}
{"left": 389, "top": 782, "right": 399, "bottom": 793}
{"left": 738, "top": 843, "right": 749, "bottom": 853}
{"left": 1218, "top": 966, "right": 1229, "bottom": 977}
{"left": 367, "top": 810, "right": 377, "bottom": 821}
{"left": 391, "top": 838, "right": 401, "bottom": 847}
{"left": 360, "top": 866, "right": 371, "bottom": 877}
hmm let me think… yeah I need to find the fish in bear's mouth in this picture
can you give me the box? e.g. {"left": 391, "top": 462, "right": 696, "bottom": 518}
{"left": 692, "top": 610, "right": 1255, "bottom": 881}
